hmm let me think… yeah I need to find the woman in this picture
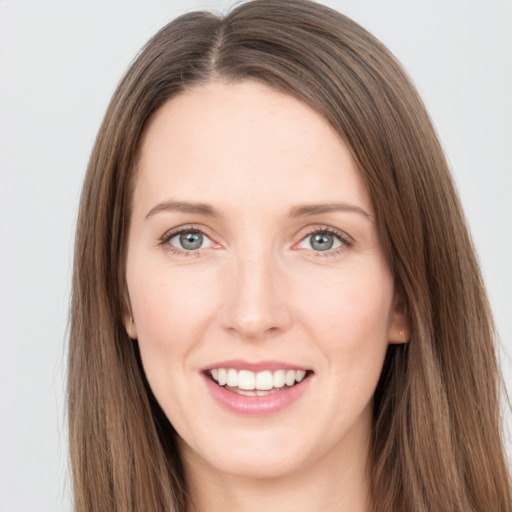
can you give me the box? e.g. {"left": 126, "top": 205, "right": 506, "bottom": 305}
{"left": 68, "top": 1, "right": 512, "bottom": 511}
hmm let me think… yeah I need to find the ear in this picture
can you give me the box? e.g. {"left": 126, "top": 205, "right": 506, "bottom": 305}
{"left": 122, "top": 294, "right": 138, "bottom": 340}
{"left": 387, "top": 290, "right": 410, "bottom": 344}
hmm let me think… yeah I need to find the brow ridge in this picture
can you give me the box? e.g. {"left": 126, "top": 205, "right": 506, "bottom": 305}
{"left": 145, "top": 200, "right": 371, "bottom": 221}
{"left": 145, "top": 200, "right": 219, "bottom": 219}
{"left": 287, "top": 203, "right": 372, "bottom": 220}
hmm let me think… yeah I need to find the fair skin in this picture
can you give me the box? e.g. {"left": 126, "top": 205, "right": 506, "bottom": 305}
{"left": 124, "top": 80, "right": 409, "bottom": 512}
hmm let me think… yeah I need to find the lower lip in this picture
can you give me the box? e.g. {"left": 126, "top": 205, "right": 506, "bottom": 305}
{"left": 202, "top": 374, "right": 311, "bottom": 416}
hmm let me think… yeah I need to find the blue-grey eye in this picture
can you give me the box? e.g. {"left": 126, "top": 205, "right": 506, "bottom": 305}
{"left": 180, "top": 232, "right": 203, "bottom": 250}
{"left": 168, "top": 230, "right": 213, "bottom": 251}
{"left": 298, "top": 230, "right": 343, "bottom": 252}
{"left": 311, "top": 232, "right": 334, "bottom": 251}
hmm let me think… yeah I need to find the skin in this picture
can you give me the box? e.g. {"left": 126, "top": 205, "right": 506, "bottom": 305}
{"left": 124, "top": 80, "right": 409, "bottom": 512}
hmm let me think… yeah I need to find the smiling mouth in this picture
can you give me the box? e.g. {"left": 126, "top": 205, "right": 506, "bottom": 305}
{"left": 207, "top": 368, "right": 312, "bottom": 396}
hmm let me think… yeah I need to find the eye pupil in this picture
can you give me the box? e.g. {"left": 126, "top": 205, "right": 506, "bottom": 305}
{"left": 180, "top": 231, "right": 203, "bottom": 250}
{"left": 311, "top": 233, "right": 333, "bottom": 251}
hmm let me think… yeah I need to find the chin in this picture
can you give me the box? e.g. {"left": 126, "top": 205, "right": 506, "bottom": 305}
{"left": 178, "top": 429, "right": 313, "bottom": 480}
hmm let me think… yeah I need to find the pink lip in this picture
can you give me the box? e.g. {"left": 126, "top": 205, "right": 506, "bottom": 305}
{"left": 201, "top": 359, "right": 310, "bottom": 372}
{"left": 201, "top": 370, "right": 312, "bottom": 417}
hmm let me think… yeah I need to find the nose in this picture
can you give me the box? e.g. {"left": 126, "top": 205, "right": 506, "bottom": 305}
{"left": 219, "top": 251, "right": 292, "bottom": 340}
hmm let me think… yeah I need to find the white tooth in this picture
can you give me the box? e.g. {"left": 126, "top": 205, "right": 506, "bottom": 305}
{"left": 273, "top": 370, "right": 286, "bottom": 388}
{"left": 237, "top": 389, "right": 257, "bottom": 396}
{"left": 285, "top": 370, "right": 296, "bottom": 386}
{"left": 227, "top": 368, "right": 238, "bottom": 387}
{"left": 217, "top": 368, "right": 227, "bottom": 386}
{"left": 238, "top": 370, "right": 256, "bottom": 390}
{"left": 211, "top": 369, "right": 219, "bottom": 381}
{"left": 256, "top": 390, "right": 270, "bottom": 396}
{"left": 296, "top": 370, "right": 306, "bottom": 383}
{"left": 256, "top": 371, "right": 273, "bottom": 390}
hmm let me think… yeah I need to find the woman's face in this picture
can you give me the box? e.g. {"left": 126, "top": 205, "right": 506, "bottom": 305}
{"left": 124, "top": 81, "right": 408, "bottom": 480}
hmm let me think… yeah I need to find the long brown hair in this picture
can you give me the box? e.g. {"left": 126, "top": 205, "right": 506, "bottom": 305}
{"left": 69, "top": 1, "right": 511, "bottom": 510}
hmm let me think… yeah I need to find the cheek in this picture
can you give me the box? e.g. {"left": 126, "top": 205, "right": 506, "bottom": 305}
{"left": 294, "top": 262, "right": 394, "bottom": 373}
{"left": 126, "top": 264, "right": 220, "bottom": 422}
{"left": 298, "top": 266, "right": 394, "bottom": 426}
{"left": 302, "top": 270, "right": 392, "bottom": 336}
{"left": 128, "top": 262, "right": 219, "bottom": 358}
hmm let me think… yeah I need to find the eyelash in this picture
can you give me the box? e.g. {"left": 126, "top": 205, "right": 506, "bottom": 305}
{"left": 159, "top": 225, "right": 353, "bottom": 257}
{"left": 298, "top": 226, "right": 353, "bottom": 258}
{"left": 159, "top": 225, "right": 212, "bottom": 257}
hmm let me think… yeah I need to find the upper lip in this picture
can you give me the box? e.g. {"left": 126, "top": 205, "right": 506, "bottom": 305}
{"left": 201, "top": 359, "right": 312, "bottom": 373}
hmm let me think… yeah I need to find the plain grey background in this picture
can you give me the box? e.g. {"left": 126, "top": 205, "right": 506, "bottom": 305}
{"left": 1, "top": 1, "right": 511, "bottom": 510}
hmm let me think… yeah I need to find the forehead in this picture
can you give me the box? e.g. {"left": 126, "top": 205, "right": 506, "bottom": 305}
{"left": 133, "top": 80, "right": 373, "bottom": 217}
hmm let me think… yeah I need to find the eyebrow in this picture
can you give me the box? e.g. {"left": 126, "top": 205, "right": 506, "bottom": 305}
{"left": 287, "top": 203, "right": 372, "bottom": 220}
{"left": 145, "top": 200, "right": 372, "bottom": 221}
{"left": 145, "top": 200, "right": 220, "bottom": 219}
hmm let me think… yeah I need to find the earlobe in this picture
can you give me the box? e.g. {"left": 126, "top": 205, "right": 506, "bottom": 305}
{"left": 388, "top": 325, "right": 410, "bottom": 344}
{"left": 124, "top": 314, "right": 138, "bottom": 340}
{"left": 388, "top": 291, "right": 410, "bottom": 344}
{"left": 123, "top": 299, "right": 138, "bottom": 340}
